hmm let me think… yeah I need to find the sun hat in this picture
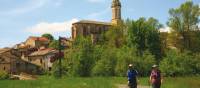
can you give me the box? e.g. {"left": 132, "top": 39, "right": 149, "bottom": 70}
{"left": 129, "top": 64, "right": 133, "bottom": 67}
{"left": 152, "top": 64, "right": 158, "bottom": 68}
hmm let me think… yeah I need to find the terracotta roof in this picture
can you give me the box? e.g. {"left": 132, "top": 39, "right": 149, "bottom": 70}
{"left": 29, "top": 48, "right": 58, "bottom": 56}
{"left": 73, "top": 20, "right": 111, "bottom": 25}
{"left": 28, "top": 36, "right": 49, "bottom": 42}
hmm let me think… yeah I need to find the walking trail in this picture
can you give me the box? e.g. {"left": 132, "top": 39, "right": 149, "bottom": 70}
{"left": 117, "top": 84, "right": 149, "bottom": 88}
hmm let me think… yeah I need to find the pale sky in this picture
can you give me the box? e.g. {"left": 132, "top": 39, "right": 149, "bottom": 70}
{"left": 0, "top": 0, "right": 199, "bottom": 48}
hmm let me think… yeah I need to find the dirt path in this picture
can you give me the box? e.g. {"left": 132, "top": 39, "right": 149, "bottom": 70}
{"left": 117, "top": 84, "right": 150, "bottom": 88}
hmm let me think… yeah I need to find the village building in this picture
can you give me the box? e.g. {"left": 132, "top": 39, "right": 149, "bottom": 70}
{"left": 24, "top": 36, "right": 50, "bottom": 48}
{"left": 27, "top": 48, "right": 58, "bottom": 71}
{"left": 71, "top": 0, "right": 122, "bottom": 41}
{"left": 0, "top": 48, "right": 40, "bottom": 75}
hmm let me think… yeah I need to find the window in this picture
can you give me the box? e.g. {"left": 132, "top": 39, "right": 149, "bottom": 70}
{"left": 0, "top": 58, "right": 5, "bottom": 62}
{"left": 3, "top": 66, "right": 6, "bottom": 70}
{"left": 40, "top": 59, "right": 43, "bottom": 64}
{"left": 16, "top": 63, "right": 20, "bottom": 68}
{"left": 28, "top": 58, "right": 32, "bottom": 62}
{"left": 83, "top": 26, "right": 87, "bottom": 36}
{"left": 49, "top": 67, "right": 52, "bottom": 71}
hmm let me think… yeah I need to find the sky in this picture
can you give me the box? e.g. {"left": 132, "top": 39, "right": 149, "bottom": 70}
{"left": 0, "top": 0, "right": 199, "bottom": 48}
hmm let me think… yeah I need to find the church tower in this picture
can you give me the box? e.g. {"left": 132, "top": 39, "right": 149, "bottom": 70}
{"left": 111, "top": 0, "right": 122, "bottom": 25}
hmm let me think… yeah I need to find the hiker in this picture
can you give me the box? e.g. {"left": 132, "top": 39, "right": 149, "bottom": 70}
{"left": 149, "top": 65, "right": 163, "bottom": 88}
{"left": 127, "top": 64, "right": 138, "bottom": 88}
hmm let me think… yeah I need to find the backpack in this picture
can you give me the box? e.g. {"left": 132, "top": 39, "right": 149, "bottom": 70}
{"left": 151, "top": 70, "right": 161, "bottom": 83}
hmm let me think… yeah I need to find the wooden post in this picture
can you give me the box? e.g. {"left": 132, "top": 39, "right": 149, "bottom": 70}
{"left": 58, "top": 36, "right": 62, "bottom": 78}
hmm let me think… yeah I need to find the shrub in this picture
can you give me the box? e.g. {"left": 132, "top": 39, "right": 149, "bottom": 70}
{"left": 0, "top": 70, "right": 9, "bottom": 80}
{"left": 160, "top": 50, "right": 198, "bottom": 76}
{"left": 92, "top": 48, "right": 117, "bottom": 76}
{"left": 115, "top": 47, "right": 137, "bottom": 76}
{"left": 52, "top": 59, "right": 68, "bottom": 78}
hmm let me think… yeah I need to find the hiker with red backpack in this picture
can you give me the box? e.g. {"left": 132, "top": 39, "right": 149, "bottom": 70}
{"left": 149, "top": 65, "right": 163, "bottom": 88}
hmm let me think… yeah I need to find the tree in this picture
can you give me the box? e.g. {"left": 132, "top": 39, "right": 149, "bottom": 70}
{"left": 127, "top": 18, "right": 147, "bottom": 56}
{"left": 104, "top": 23, "right": 127, "bottom": 48}
{"left": 92, "top": 47, "right": 117, "bottom": 76}
{"left": 146, "top": 18, "right": 163, "bottom": 62}
{"left": 42, "top": 33, "right": 54, "bottom": 42}
{"left": 115, "top": 46, "right": 137, "bottom": 76}
{"left": 160, "top": 50, "right": 199, "bottom": 76}
{"left": 49, "top": 40, "right": 59, "bottom": 49}
{"left": 65, "top": 36, "right": 95, "bottom": 77}
{"left": 167, "top": 1, "right": 200, "bottom": 51}
{"left": 126, "top": 18, "right": 162, "bottom": 62}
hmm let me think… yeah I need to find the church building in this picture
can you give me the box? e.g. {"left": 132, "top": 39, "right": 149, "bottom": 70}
{"left": 71, "top": 0, "right": 122, "bottom": 42}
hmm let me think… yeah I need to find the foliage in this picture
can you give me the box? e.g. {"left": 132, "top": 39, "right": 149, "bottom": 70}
{"left": 115, "top": 46, "right": 137, "bottom": 76}
{"left": 51, "top": 59, "right": 68, "bottom": 78}
{"left": 49, "top": 40, "right": 59, "bottom": 49}
{"left": 167, "top": 1, "right": 200, "bottom": 51}
{"left": 104, "top": 24, "right": 127, "bottom": 48}
{"left": 42, "top": 33, "right": 54, "bottom": 42}
{"left": 58, "top": 1, "right": 200, "bottom": 78}
{"left": 92, "top": 47, "right": 117, "bottom": 76}
{"left": 127, "top": 18, "right": 162, "bottom": 62}
{"left": 49, "top": 40, "right": 65, "bottom": 50}
{"left": 65, "top": 36, "right": 95, "bottom": 77}
{"left": 0, "top": 71, "right": 9, "bottom": 80}
{"left": 160, "top": 50, "right": 200, "bottom": 76}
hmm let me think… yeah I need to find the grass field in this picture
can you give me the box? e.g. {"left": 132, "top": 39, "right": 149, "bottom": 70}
{"left": 0, "top": 76, "right": 200, "bottom": 88}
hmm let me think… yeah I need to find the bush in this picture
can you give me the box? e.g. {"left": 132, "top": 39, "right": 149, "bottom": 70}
{"left": 0, "top": 71, "right": 9, "bottom": 80}
{"left": 65, "top": 36, "right": 95, "bottom": 77}
{"left": 160, "top": 50, "right": 198, "bottom": 76}
{"left": 52, "top": 59, "right": 68, "bottom": 78}
{"left": 115, "top": 47, "right": 137, "bottom": 76}
{"left": 135, "top": 51, "right": 156, "bottom": 76}
{"left": 92, "top": 48, "right": 117, "bottom": 76}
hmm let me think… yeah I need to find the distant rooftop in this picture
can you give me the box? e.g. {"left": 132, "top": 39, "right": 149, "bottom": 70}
{"left": 73, "top": 20, "right": 111, "bottom": 25}
{"left": 27, "top": 36, "right": 49, "bottom": 42}
{"left": 29, "top": 48, "right": 57, "bottom": 56}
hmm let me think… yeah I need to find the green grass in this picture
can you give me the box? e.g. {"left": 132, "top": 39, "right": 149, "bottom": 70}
{"left": 137, "top": 77, "right": 200, "bottom": 88}
{"left": 0, "top": 76, "right": 123, "bottom": 88}
{"left": 0, "top": 76, "right": 199, "bottom": 88}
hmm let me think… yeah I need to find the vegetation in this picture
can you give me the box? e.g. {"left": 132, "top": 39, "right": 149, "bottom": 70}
{"left": 0, "top": 71, "right": 9, "bottom": 80}
{"left": 0, "top": 77, "right": 200, "bottom": 88}
{"left": 42, "top": 33, "right": 54, "bottom": 42}
{"left": 49, "top": 1, "right": 200, "bottom": 78}
{"left": 160, "top": 50, "right": 200, "bottom": 76}
{"left": 167, "top": 1, "right": 200, "bottom": 52}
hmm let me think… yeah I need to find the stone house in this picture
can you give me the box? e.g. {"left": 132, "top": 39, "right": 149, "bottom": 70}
{"left": 27, "top": 48, "right": 58, "bottom": 71}
{"left": 24, "top": 36, "right": 50, "bottom": 48}
{"left": 0, "top": 48, "right": 40, "bottom": 75}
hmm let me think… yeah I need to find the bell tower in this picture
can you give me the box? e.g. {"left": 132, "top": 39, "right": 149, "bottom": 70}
{"left": 111, "top": 0, "right": 122, "bottom": 25}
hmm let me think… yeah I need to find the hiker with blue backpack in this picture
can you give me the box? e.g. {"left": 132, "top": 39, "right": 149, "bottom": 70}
{"left": 127, "top": 64, "right": 138, "bottom": 88}
{"left": 149, "top": 65, "right": 163, "bottom": 88}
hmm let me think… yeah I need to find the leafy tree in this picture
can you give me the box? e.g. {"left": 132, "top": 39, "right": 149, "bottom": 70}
{"left": 65, "top": 36, "right": 95, "bottom": 77}
{"left": 92, "top": 47, "right": 117, "bottom": 76}
{"left": 104, "top": 23, "right": 126, "bottom": 48}
{"left": 115, "top": 46, "right": 137, "bottom": 76}
{"left": 146, "top": 18, "right": 163, "bottom": 61}
{"left": 127, "top": 18, "right": 147, "bottom": 56}
{"left": 167, "top": 1, "right": 200, "bottom": 51}
{"left": 49, "top": 40, "right": 59, "bottom": 49}
{"left": 42, "top": 33, "right": 54, "bottom": 42}
{"left": 160, "top": 50, "right": 199, "bottom": 76}
{"left": 126, "top": 18, "right": 162, "bottom": 62}
{"left": 52, "top": 59, "right": 68, "bottom": 78}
